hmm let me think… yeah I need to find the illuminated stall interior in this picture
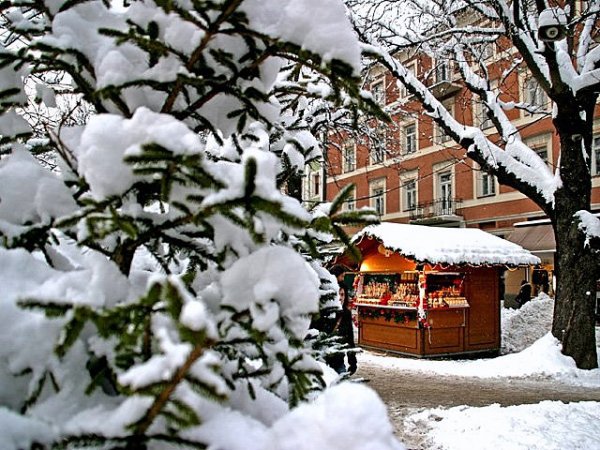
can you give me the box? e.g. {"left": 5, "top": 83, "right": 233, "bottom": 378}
{"left": 342, "top": 223, "right": 539, "bottom": 358}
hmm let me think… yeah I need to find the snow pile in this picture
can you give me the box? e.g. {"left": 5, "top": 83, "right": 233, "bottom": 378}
{"left": 0, "top": 148, "right": 77, "bottom": 229}
{"left": 361, "top": 333, "right": 600, "bottom": 383}
{"left": 406, "top": 400, "right": 600, "bottom": 450}
{"left": 267, "top": 383, "right": 406, "bottom": 450}
{"left": 76, "top": 107, "right": 203, "bottom": 199}
{"left": 394, "top": 309, "right": 600, "bottom": 449}
{"left": 501, "top": 294, "right": 554, "bottom": 354}
{"left": 0, "top": 408, "right": 56, "bottom": 449}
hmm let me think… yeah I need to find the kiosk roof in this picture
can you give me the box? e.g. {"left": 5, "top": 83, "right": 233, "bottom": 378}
{"left": 353, "top": 223, "right": 540, "bottom": 267}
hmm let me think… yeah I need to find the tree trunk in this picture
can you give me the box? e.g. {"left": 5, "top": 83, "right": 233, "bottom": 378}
{"left": 552, "top": 216, "right": 599, "bottom": 369}
{"left": 551, "top": 112, "right": 599, "bottom": 369}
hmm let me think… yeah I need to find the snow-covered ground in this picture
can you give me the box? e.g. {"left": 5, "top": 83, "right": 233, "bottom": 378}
{"left": 357, "top": 295, "right": 600, "bottom": 450}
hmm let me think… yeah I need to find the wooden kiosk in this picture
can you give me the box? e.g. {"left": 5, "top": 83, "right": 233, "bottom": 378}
{"left": 345, "top": 223, "right": 539, "bottom": 358}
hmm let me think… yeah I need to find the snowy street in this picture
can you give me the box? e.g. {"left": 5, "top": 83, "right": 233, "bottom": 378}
{"left": 357, "top": 351, "right": 600, "bottom": 449}
{"left": 348, "top": 297, "right": 600, "bottom": 450}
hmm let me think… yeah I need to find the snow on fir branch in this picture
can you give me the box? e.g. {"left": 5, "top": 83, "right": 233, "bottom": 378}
{"left": 0, "top": 1, "right": 401, "bottom": 449}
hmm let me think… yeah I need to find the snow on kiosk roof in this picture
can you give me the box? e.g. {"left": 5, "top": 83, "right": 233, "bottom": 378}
{"left": 352, "top": 223, "right": 540, "bottom": 267}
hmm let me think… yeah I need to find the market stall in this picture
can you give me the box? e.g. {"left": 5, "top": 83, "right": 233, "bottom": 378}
{"left": 346, "top": 223, "right": 539, "bottom": 357}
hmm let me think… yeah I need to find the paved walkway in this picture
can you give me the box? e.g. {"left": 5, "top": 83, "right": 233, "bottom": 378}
{"left": 354, "top": 356, "right": 600, "bottom": 449}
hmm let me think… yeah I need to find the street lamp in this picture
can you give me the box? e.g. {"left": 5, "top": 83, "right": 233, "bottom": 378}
{"left": 538, "top": 7, "right": 567, "bottom": 42}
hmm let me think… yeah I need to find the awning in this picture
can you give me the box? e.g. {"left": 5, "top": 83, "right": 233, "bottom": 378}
{"left": 507, "top": 224, "right": 555, "bottom": 253}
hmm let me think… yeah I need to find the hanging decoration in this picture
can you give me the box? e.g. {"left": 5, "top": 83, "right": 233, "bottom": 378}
{"left": 377, "top": 243, "right": 393, "bottom": 257}
{"left": 417, "top": 270, "right": 429, "bottom": 328}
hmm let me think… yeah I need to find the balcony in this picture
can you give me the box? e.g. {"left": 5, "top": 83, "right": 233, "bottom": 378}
{"left": 409, "top": 198, "right": 464, "bottom": 225}
{"left": 429, "top": 79, "right": 462, "bottom": 100}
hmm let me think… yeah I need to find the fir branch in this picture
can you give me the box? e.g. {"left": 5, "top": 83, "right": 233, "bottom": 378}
{"left": 21, "top": 370, "right": 55, "bottom": 413}
{"left": 131, "top": 337, "right": 215, "bottom": 437}
{"left": 161, "top": 0, "right": 245, "bottom": 113}
{"left": 166, "top": 397, "right": 202, "bottom": 428}
{"left": 243, "top": 156, "right": 257, "bottom": 201}
{"left": 329, "top": 183, "right": 356, "bottom": 215}
{"left": 252, "top": 197, "right": 309, "bottom": 230}
{"left": 17, "top": 299, "right": 73, "bottom": 317}
{"left": 332, "top": 223, "right": 362, "bottom": 264}
{"left": 299, "top": 233, "right": 321, "bottom": 259}
{"left": 185, "top": 373, "right": 227, "bottom": 403}
{"left": 53, "top": 432, "right": 208, "bottom": 449}
{"left": 56, "top": 306, "right": 91, "bottom": 358}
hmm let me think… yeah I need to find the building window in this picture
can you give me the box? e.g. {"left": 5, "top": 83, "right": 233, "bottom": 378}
{"left": 344, "top": 187, "right": 356, "bottom": 211}
{"left": 343, "top": 140, "right": 356, "bottom": 173}
{"left": 592, "top": 136, "right": 600, "bottom": 176}
{"left": 525, "top": 134, "right": 552, "bottom": 167}
{"left": 370, "top": 180, "right": 386, "bottom": 216}
{"left": 403, "top": 123, "right": 417, "bottom": 154}
{"left": 434, "top": 123, "right": 451, "bottom": 144}
{"left": 311, "top": 172, "right": 320, "bottom": 197}
{"left": 434, "top": 100, "right": 454, "bottom": 144}
{"left": 435, "top": 61, "right": 450, "bottom": 83}
{"left": 534, "top": 146, "right": 548, "bottom": 163}
{"left": 437, "top": 171, "right": 453, "bottom": 215}
{"left": 523, "top": 76, "right": 548, "bottom": 114}
{"left": 370, "top": 125, "right": 386, "bottom": 164}
{"left": 346, "top": 195, "right": 356, "bottom": 211}
{"left": 373, "top": 188, "right": 385, "bottom": 216}
{"left": 401, "top": 61, "right": 417, "bottom": 98}
{"left": 402, "top": 179, "right": 417, "bottom": 211}
{"left": 474, "top": 101, "right": 493, "bottom": 129}
{"left": 477, "top": 171, "right": 496, "bottom": 197}
{"left": 475, "top": 42, "right": 494, "bottom": 61}
{"left": 370, "top": 146, "right": 385, "bottom": 164}
{"left": 371, "top": 79, "right": 385, "bottom": 105}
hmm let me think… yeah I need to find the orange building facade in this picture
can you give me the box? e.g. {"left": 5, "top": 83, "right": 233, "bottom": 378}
{"left": 321, "top": 40, "right": 600, "bottom": 301}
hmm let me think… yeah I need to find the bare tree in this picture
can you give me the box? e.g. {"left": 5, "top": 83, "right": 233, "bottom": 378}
{"left": 350, "top": 0, "right": 600, "bottom": 368}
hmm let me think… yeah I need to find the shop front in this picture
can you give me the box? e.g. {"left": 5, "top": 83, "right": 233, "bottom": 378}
{"left": 346, "top": 223, "right": 539, "bottom": 358}
{"left": 507, "top": 220, "right": 600, "bottom": 320}
{"left": 506, "top": 221, "right": 555, "bottom": 299}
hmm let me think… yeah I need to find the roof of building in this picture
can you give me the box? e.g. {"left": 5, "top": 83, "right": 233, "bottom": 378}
{"left": 352, "top": 222, "right": 540, "bottom": 267}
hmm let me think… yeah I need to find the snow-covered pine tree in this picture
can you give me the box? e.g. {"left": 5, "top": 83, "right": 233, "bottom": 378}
{"left": 0, "top": 1, "right": 400, "bottom": 449}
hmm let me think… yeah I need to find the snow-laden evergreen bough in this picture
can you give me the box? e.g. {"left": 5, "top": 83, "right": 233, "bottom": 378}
{"left": 0, "top": 1, "right": 401, "bottom": 449}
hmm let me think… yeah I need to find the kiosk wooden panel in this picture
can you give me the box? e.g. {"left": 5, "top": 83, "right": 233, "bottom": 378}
{"left": 355, "top": 263, "right": 501, "bottom": 357}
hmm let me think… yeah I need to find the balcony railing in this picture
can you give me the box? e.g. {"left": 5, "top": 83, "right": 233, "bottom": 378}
{"left": 409, "top": 198, "right": 463, "bottom": 223}
{"left": 429, "top": 79, "right": 462, "bottom": 99}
